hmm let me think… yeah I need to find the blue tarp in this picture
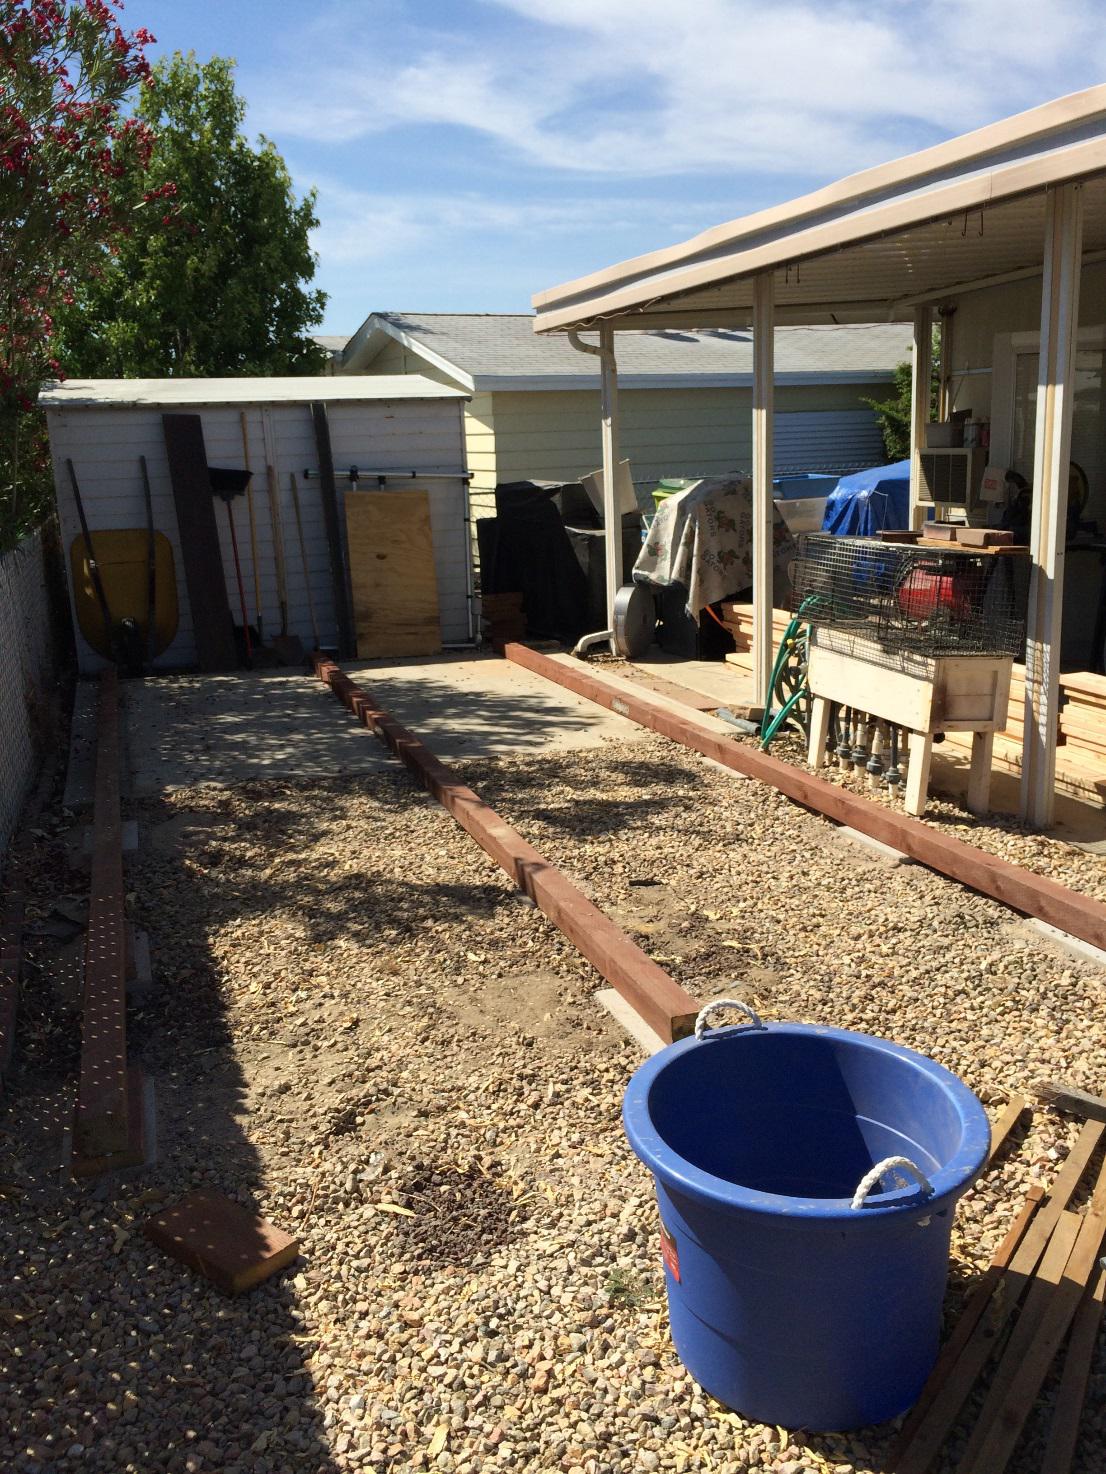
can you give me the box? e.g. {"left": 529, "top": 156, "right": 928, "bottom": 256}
{"left": 821, "top": 459, "right": 911, "bottom": 536}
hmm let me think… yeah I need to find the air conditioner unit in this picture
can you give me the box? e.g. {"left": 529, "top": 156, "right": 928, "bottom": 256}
{"left": 917, "top": 448, "right": 990, "bottom": 513}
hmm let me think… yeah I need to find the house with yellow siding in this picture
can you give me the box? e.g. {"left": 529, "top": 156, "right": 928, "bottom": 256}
{"left": 327, "top": 313, "right": 913, "bottom": 531}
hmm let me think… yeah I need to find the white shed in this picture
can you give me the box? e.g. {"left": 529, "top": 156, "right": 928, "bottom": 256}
{"left": 40, "top": 376, "right": 471, "bottom": 673}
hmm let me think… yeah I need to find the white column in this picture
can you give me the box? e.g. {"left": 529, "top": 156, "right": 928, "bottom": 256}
{"left": 908, "top": 305, "right": 932, "bottom": 532}
{"left": 599, "top": 321, "right": 622, "bottom": 649}
{"left": 752, "top": 272, "right": 775, "bottom": 706}
{"left": 1021, "top": 183, "right": 1083, "bottom": 827}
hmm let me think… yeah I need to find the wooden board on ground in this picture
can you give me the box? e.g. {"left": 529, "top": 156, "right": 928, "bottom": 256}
{"left": 143, "top": 1189, "right": 299, "bottom": 1295}
{"left": 345, "top": 490, "right": 441, "bottom": 659}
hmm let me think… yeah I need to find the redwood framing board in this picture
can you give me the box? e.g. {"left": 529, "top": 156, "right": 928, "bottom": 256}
{"left": 503, "top": 643, "right": 1106, "bottom": 953}
{"left": 312, "top": 656, "right": 699, "bottom": 1042}
{"left": 0, "top": 890, "right": 23, "bottom": 1089}
{"left": 74, "top": 669, "right": 129, "bottom": 1156}
{"left": 72, "top": 669, "right": 146, "bottom": 1173}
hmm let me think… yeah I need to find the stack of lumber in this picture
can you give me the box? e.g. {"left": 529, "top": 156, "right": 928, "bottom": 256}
{"left": 1059, "top": 670, "right": 1106, "bottom": 762}
{"left": 893, "top": 1092, "right": 1106, "bottom": 1474}
{"left": 719, "top": 603, "right": 792, "bottom": 672}
{"left": 1000, "top": 661, "right": 1027, "bottom": 742}
{"left": 481, "top": 591, "right": 526, "bottom": 649}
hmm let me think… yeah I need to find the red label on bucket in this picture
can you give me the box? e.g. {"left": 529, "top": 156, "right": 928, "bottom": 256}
{"left": 660, "top": 1221, "right": 680, "bottom": 1282}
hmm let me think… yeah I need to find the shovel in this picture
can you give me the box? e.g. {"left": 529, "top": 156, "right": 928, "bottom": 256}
{"left": 209, "top": 466, "right": 254, "bottom": 663}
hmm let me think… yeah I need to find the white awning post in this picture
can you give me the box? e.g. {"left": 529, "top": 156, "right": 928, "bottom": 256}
{"left": 1022, "top": 183, "right": 1083, "bottom": 828}
{"left": 752, "top": 272, "right": 775, "bottom": 706}
{"left": 599, "top": 321, "right": 622, "bottom": 649}
{"left": 908, "top": 305, "right": 933, "bottom": 531}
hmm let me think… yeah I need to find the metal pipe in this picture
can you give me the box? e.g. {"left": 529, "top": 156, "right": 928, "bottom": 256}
{"left": 301, "top": 468, "right": 472, "bottom": 482}
{"left": 571, "top": 628, "right": 614, "bottom": 657}
{"left": 567, "top": 326, "right": 622, "bottom": 655}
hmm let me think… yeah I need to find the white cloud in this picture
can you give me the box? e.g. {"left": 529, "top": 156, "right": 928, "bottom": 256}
{"left": 308, "top": 179, "right": 729, "bottom": 266}
{"left": 250, "top": 0, "right": 1106, "bottom": 179}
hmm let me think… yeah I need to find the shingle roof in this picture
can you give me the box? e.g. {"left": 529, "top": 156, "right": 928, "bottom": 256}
{"left": 353, "top": 312, "right": 911, "bottom": 390}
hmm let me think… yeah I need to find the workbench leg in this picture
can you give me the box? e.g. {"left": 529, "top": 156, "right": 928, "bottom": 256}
{"left": 807, "top": 696, "right": 830, "bottom": 769}
{"left": 967, "top": 730, "right": 995, "bottom": 816}
{"left": 903, "top": 733, "right": 933, "bottom": 817}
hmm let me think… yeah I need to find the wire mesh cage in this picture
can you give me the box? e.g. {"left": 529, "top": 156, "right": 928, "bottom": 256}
{"left": 791, "top": 533, "right": 1028, "bottom": 665}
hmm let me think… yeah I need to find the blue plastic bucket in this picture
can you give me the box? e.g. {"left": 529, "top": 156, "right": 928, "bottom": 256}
{"left": 622, "top": 1001, "right": 990, "bottom": 1431}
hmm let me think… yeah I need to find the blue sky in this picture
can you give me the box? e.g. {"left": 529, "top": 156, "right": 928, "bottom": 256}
{"left": 134, "top": 0, "right": 1106, "bottom": 335}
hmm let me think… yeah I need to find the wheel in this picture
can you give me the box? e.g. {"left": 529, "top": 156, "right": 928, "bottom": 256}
{"left": 612, "top": 583, "right": 656, "bottom": 659}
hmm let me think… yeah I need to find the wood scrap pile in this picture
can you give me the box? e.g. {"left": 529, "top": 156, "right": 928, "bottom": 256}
{"left": 1059, "top": 671, "right": 1106, "bottom": 766}
{"left": 481, "top": 591, "right": 526, "bottom": 649}
{"left": 892, "top": 1091, "right": 1106, "bottom": 1473}
{"left": 719, "top": 602, "right": 791, "bottom": 674}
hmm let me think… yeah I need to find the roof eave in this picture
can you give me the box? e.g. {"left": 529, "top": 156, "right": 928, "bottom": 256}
{"left": 533, "top": 93, "right": 1106, "bottom": 335}
{"left": 472, "top": 370, "right": 897, "bottom": 393}
{"left": 341, "top": 313, "right": 476, "bottom": 391}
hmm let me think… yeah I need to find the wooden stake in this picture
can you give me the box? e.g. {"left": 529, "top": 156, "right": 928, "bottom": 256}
{"left": 1033, "top": 1078, "right": 1106, "bottom": 1124}
{"left": 987, "top": 1094, "right": 1029, "bottom": 1161}
{"left": 1041, "top": 1262, "right": 1106, "bottom": 1474}
{"left": 959, "top": 1161, "right": 1106, "bottom": 1473}
{"left": 952, "top": 1210, "right": 1081, "bottom": 1472}
{"left": 892, "top": 1120, "right": 1104, "bottom": 1474}
{"left": 890, "top": 1185, "right": 1044, "bottom": 1458}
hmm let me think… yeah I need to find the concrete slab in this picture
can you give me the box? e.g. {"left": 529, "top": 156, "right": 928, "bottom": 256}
{"left": 594, "top": 988, "right": 666, "bottom": 1055}
{"left": 628, "top": 648, "right": 758, "bottom": 710}
{"left": 833, "top": 825, "right": 913, "bottom": 867}
{"left": 123, "top": 672, "right": 397, "bottom": 793}
{"left": 344, "top": 652, "right": 650, "bottom": 759}
{"left": 122, "top": 655, "right": 651, "bottom": 792}
{"left": 1024, "top": 917, "right": 1106, "bottom": 970}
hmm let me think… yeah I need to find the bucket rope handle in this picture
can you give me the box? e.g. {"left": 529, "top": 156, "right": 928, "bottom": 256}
{"left": 694, "top": 998, "right": 765, "bottom": 1040}
{"left": 851, "top": 1156, "right": 934, "bottom": 1210}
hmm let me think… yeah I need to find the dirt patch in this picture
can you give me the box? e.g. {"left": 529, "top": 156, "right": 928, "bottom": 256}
{"left": 387, "top": 1161, "right": 529, "bottom": 1269}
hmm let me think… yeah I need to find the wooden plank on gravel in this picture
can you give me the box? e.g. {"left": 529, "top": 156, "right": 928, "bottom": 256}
{"left": 0, "top": 891, "right": 23, "bottom": 1086}
{"left": 1041, "top": 1262, "right": 1106, "bottom": 1474}
{"left": 952, "top": 1210, "right": 1082, "bottom": 1472}
{"left": 73, "top": 669, "right": 131, "bottom": 1158}
{"left": 1033, "top": 1079, "right": 1106, "bottom": 1124}
{"left": 987, "top": 1095, "right": 1029, "bottom": 1161}
{"left": 144, "top": 1188, "right": 299, "bottom": 1295}
{"left": 892, "top": 1120, "right": 1104, "bottom": 1474}
{"left": 313, "top": 657, "right": 700, "bottom": 1043}
{"left": 890, "top": 1185, "right": 1044, "bottom": 1459}
{"left": 503, "top": 643, "right": 1106, "bottom": 954}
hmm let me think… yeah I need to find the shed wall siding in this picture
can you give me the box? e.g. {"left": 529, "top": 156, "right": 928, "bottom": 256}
{"left": 49, "top": 397, "right": 470, "bottom": 672}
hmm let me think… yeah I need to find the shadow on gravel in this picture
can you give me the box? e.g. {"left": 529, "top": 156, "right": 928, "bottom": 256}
{"left": 0, "top": 803, "right": 340, "bottom": 1474}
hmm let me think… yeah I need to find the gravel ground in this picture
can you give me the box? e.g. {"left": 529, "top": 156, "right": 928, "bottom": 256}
{"left": 1, "top": 728, "right": 1105, "bottom": 1474}
{"left": 746, "top": 726, "right": 1106, "bottom": 903}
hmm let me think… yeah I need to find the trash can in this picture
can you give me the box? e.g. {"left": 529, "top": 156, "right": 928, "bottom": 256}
{"left": 622, "top": 1001, "right": 990, "bottom": 1431}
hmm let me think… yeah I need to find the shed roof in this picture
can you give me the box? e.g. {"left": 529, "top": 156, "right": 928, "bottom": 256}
{"left": 533, "top": 86, "right": 1106, "bottom": 333}
{"left": 340, "top": 311, "right": 911, "bottom": 391}
{"left": 39, "top": 375, "right": 467, "bottom": 409}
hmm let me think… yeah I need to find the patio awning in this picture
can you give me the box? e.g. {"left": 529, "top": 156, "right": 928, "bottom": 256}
{"left": 532, "top": 87, "right": 1106, "bottom": 333}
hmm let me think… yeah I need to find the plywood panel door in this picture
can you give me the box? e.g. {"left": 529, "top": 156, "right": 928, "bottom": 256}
{"left": 345, "top": 489, "right": 442, "bottom": 658}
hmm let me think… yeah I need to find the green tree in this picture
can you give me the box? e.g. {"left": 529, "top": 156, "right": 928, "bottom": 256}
{"left": 862, "top": 330, "right": 941, "bottom": 463}
{"left": 1, "top": 0, "right": 154, "bottom": 546}
{"left": 59, "top": 52, "right": 326, "bottom": 377}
